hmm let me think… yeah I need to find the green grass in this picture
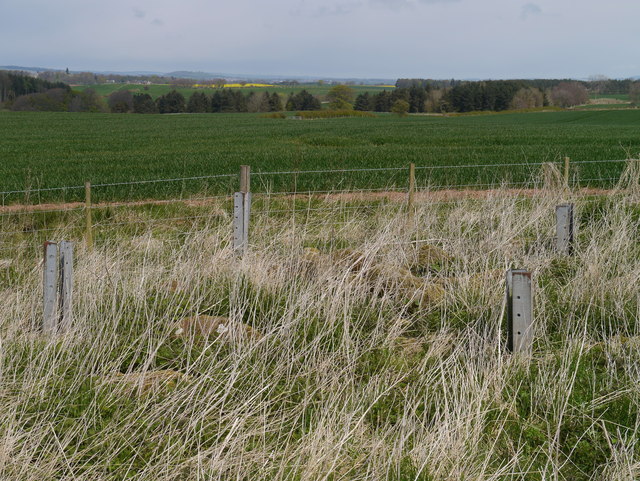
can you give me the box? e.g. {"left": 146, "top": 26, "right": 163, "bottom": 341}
{"left": 590, "top": 93, "right": 630, "bottom": 101}
{"left": 579, "top": 104, "right": 634, "bottom": 110}
{"left": 2, "top": 192, "right": 640, "bottom": 479}
{"left": 0, "top": 110, "right": 639, "bottom": 203}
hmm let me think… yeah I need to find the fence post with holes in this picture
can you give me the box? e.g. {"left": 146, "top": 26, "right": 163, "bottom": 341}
{"left": 43, "top": 241, "right": 59, "bottom": 334}
{"left": 563, "top": 157, "right": 570, "bottom": 188}
{"left": 42, "top": 240, "right": 74, "bottom": 333}
{"left": 233, "top": 166, "right": 251, "bottom": 255}
{"left": 408, "top": 163, "right": 416, "bottom": 212}
{"left": 85, "top": 181, "right": 93, "bottom": 250}
{"left": 556, "top": 203, "right": 575, "bottom": 255}
{"left": 506, "top": 269, "right": 533, "bottom": 354}
{"left": 58, "top": 241, "right": 74, "bottom": 330}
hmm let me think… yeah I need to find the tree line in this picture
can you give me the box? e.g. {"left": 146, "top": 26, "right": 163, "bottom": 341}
{"left": 108, "top": 89, "right": 322, "bottom": 114}
{"left": 0, "top": 71, "right": 68, "bottom": 103}
{"left": 3, "top": 70, "right": 639, "bottom": 115}
{"left": 357, "top": 80, "right": 610, "bottom": 113}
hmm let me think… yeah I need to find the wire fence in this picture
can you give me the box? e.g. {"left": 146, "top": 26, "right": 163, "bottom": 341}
{"left": 0, "top": 158, "right": 638, "bottom": 254}
{"left": 0, "top": 158, "right": 633, "bottom": 204}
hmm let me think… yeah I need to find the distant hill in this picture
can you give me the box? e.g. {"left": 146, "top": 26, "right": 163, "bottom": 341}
{"left": 0, "top": 66, "right": 394, "bottom": 84}
{"left": 0, "top": 65, "right": 56, "bottom": 73}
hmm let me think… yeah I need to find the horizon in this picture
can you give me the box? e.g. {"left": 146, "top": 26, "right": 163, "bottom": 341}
{"left": 3, "top": 65, "right": 637, "bottom": 83}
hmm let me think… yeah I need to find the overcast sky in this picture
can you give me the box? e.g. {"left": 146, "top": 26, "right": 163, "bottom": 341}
{"left": 1, "top": 0, "right": 638, "bottom": 79}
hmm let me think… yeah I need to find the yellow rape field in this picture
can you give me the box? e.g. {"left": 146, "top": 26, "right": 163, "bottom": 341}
{"left": 193, "top": 83, "right": 274, "bottom": 88}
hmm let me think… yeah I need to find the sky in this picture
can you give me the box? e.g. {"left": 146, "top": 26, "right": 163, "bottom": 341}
{"left": 1, "top": 0, "right": 638, "bottom": 80}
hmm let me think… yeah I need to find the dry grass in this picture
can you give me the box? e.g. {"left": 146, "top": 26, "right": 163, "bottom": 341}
{"left": 1, "top": 170, "right": 640, "bottom": 479}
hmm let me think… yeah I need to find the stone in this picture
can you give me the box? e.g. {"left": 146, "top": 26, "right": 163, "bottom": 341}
{"left": 173, "top": 315, "right": 262, "bottom": 341}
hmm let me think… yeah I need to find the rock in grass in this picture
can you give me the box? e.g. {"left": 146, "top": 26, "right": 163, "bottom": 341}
{"left": 103, "top": 369, "right": 189, "bottom": 395}
{"left": 173, "top": 315, "right": 262, "bottom": 341}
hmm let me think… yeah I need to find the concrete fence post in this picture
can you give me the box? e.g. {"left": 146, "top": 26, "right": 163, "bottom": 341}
{"left": 506, "top": 269, "right": 533, "bottom": 354}
{"left": 42, "top": 240, "right": 74, "bottom": 333}
{"left": 234, "top": 166, "right": 251, "bottom": 255}
{"left": 556, "top": 203, "right": 575, "bottom": 255}
{"left": 43, "top": 241, "right": 59, "bottom": 334}
{"left": 58, "top": 241, "right": 74, "bottom": 330}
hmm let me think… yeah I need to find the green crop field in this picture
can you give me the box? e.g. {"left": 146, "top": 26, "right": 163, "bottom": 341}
{"left": 578, "top": 103, "right": 634, "bottom": 110}
{"left": 589, "top": 93, "right": 630, "bottom": 101}
{"left": 75, "top": 83, "right": 394, "bottom": 101}
{"left": 1, "top": 110, "right": 639, "bottom": 203}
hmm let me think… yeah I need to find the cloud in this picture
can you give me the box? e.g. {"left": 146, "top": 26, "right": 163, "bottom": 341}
{"left": 521, "top": 3, "right": 542, "bottom": 20}
{"left": 151, "top": 18, "right": 164, "bottom": 26}
{"left": 133, "top": 8, "right": 146, "bottom": 19}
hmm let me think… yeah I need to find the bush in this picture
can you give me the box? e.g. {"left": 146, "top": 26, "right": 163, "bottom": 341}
{"left": 133, "top": 93, "right": 158, "bottom": 114}
{"left": 391, "top": 99, "right": 410, "bottom": 117}
{"left": 108, "top": 90, "right": 134, "bottom": 113}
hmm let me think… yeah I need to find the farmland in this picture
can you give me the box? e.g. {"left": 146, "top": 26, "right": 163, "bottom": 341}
{"left": 1, "top": 109, "right": 639, "bottom": 203}
{"left": 2, "top": 105, "right": 640, "bottom": 480}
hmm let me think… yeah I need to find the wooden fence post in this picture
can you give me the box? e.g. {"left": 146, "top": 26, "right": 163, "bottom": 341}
{"left": 556, "top": 203, "right": 575, "bottom": 255}
{"left": 563, "top": 157, "right": 570, "bottom": 188}
{"left": 43, "top": 241, "right": 59, "bottom": 334}
{"left": 240, "top": 165, "right": 250, "bottom": 194}
{"left": 85, "top": 181, "right": 93, "bottom": 250}
{"left": 506, "top": 269, "right": 533, "bottom": 354}
{"left": 408, "top": 163, "right": 416, "bottom": 212}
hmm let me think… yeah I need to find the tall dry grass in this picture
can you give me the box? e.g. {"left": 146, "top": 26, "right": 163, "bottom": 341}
{"left": 1, "top": 168, "right": 640, "bottom": 479}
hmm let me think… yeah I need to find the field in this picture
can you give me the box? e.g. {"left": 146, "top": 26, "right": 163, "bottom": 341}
{"left": 3, "top": 106, "right": 640, "bottom": 479}
{"left": 74, "top": 83, "right": 394, "bottom": 101}
{"left": 589, "top": 93, "right": 630, "bottom": 101}
{"left": 2, "top": 182, "right": 640, "bottom": 479}
{"left": 1, "top": 110, "right": 639, "bottom": 204}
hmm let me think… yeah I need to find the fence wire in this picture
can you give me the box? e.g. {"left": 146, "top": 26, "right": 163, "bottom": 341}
{"left": 0, "top": 159, "right": 636, "bottom": 250}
